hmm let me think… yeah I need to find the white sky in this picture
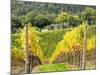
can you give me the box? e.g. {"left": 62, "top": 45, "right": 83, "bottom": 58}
{"left": 19, "top": 0, "right": 96, "bottom": 6}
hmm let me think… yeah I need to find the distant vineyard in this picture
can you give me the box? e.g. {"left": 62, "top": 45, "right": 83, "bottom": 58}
{"left": 38, "top": 28, "right": 72, "bottom": 58}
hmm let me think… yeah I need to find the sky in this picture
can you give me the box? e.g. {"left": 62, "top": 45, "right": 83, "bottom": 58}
{"left": 20, "top": 0, "right": 96, "bottom": 6}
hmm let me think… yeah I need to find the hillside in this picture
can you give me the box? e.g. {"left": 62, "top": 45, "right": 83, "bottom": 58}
{"left": 11, "top": 0, "right": 95, "bottom": 16}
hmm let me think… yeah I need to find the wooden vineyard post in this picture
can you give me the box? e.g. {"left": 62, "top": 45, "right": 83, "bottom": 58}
{"left": 82, "top": 21, "right": 87, "bottom": 70}
{"left": 78, "top": 51, "right": 81, "bottom": 68}
{"left": 25, "top": 24, "right": 30, "bottom": 73}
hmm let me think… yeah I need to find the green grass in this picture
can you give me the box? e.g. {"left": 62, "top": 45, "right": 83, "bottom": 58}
{"left": 36, "top": 63, "right": 71, "bottom": 72}
{"left": 38, "top": 28, "right": 72, "bottom": 58}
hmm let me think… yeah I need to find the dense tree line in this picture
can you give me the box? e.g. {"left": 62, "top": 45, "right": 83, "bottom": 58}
{"left": 11, "top": 0, "right": 96, "bottom": 33}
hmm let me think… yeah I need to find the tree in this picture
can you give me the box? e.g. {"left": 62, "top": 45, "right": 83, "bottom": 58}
{"left": 34, "top": 14, "right": 51, "bottom": 29}
{"left": 68, "top": 15, "right": 80, "bottom": 27}
{"left": 81, "top": 7, "right": 96, "bottom": 25}
{"left": 55, "top": 12, "right": 69, "bottom": 23}
{"left": 11, "top": 16, "right": 22, "bottom": 33}
{"left": 45, "top": 13, "right": 56, "bottom": 24}
{"left": 55, "top": 12, "right": 81, "bottom": 28}
{"left": 25, "top": 11, "right": 38, "bottom": 25}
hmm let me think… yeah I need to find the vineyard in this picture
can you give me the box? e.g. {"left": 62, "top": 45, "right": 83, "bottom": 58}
{"left": 11, "top": 1, "right": 96, "bottom": 74}
{"left": 49, "top": 24, "right": 96, "bottom": 68}
{"left": 11, "top": 23, "right": 96, "bottom": 74}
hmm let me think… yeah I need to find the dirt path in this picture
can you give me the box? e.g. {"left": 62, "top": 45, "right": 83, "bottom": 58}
{"left": 12, "top": 62, "right": 96, "bottom": 74}
{"left": 11, "top": 67, "right": 25, "bottom": 75}
{"left": 31, "top": 66, "right": 40, "bottom": 73}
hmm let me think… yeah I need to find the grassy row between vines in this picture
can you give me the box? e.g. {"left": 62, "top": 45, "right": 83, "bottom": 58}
{"left": 37, "top": 28, "right": 72, "bottom": 58}
{"left": 31, "top": 63, "right": 71, "bottom": 73}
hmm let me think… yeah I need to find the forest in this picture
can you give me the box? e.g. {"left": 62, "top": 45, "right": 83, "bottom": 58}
{"left": 11, "top": 0, "right": 96, "bottom": 74}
